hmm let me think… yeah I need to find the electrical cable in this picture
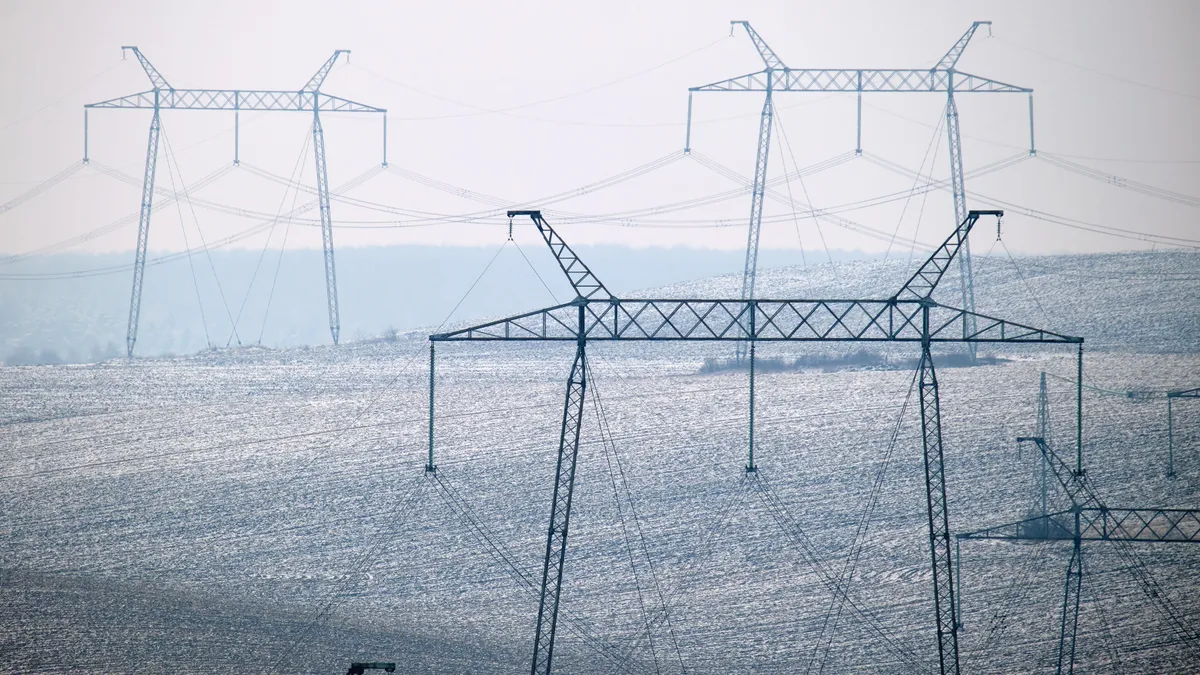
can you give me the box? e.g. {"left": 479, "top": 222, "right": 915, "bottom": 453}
{"left": 269, "top": 474, "right": 428, "bottom": 670}
{"left": 228, "top": 127, "right": 311, "bottom": 347}
{"left": 771, "top": 112, "right": 808, "bottom": 269}
{"left": 160, "top": 126, "right": 243, "bottom": 345}
{"left": 257, "top": 160, "right": 307, "bottom": 345}
{"left": 159, "top": 121, "right": 213, "bottom": 349}
{"left": 1038, "top": 153, "right": 1200, "bottom": 209}
{"left": 0, "top": 59, "right": 123, "bottom": 133}
{"left": 689, "top": 150, "right": 935, "bottom": 251}
{"left": 429, "top": 471, "right": 641, "bottom": 673}
{"left": 810, "top": 367, "right": 919, "bottom": 674}
{"left": 587, "top": 361, "right": 686, "bottom": 672}
{"left": 0, "top": 166, "right": 383, "bottom": 279}
{"left": 885, "top": 106, "right": 945, "bottom": 261}
{"left": 752, "top": 471, "right": 931, "bottom": 672}
{"left": 862, "top": 152, "right": 1200, "bottom": 249}
{"left": 991, "top": 35, "right": 1200, "bottom": 102}
{"left": 958, "top": 541, "right": 1054, "bottom": 669}
{"left": 589, "top": 375, "right": 662, "bottom": 674}
{"left": 907, "top": 131, "right": 943, "bottom": 269}
{"left": 0, "top": 163, "right": 234, "bottom": 266}
{"left": 351, "top": 35, "right": 727, "bottom": 122}
{"left": 0, "top": 161, "right": 86, "bottom": 216}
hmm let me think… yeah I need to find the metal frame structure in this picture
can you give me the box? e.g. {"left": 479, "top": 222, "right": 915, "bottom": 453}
{"left": 1167, "top": 387, "right": 1199, "bottom": 478}
{"left": 427, "top": 208, "right": 1083, "bottom": 675}
{"left": 959, "top": 436, "right": 1200, "bottom": 673}
{"left": 686, "top": 20, "right": 1034, "bottom": 364}
{"left": 85, "top": 47, "right": 387, "bottom": 355}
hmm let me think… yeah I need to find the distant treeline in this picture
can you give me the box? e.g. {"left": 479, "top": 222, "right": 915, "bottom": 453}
{"left": 699, "top": 349, "right": 1008, "bottom": 374}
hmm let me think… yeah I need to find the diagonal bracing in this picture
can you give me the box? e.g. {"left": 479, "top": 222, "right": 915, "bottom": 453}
{"left": 85, "top": 47, "right": 386, "bottom": 354}
{"left": 427, "top": 208, "right": 1082, "bottom": 674}
{"left": 687, "top": 21, "right": 1034, "bottom": 365}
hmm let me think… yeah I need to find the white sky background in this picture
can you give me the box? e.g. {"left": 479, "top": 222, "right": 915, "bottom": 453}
{"left": 0, "top": 0, "right": 1197, "bottom": 258}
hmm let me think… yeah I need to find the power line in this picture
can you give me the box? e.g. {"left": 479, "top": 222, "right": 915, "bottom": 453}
{"left": 992, "top": 35, "right": 1200, "bottom": 102}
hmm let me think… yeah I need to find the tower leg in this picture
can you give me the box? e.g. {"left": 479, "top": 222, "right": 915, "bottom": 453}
{"left": 945, "top": 91, "right": 978, "bottom": 363}
{"left": 917, "top": 336, "right": 961, "bottom": 675}
{"left": 1167, "top": 398, "right": 1175, "bottom": 478}
{"left": 736, "top": 88, "right": 774, "bottom": 363}
{"left": 747, "top": 341, "right": 757, "bottom": 472}
{"left": 855, "top": 90, "right": 862, "bottom": 155}
{"left": 1038, "top": 371, "right": 1051, "bottom": 517}
{"left": 312, "top": 108, "right": 341, "bottom": 345}
{"left": 684, "top": 92, "right": 693, "bottom": 154}
{"left": 1056, "top": 538, "right": 1083, "bottom": 675}
{"left": 427, "top": 342, "right": 437, "bottom": 473}
{"left": 126, "top": 104, "right": 162, "bottom": 358}
{"left": 531, "top": 341, "right": 588, "bottom": 675}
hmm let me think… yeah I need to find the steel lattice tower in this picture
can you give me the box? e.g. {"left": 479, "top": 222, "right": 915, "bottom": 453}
{"left": 686, "top": 21, "right": 1035, "bottom": 364}
{"left": 427, "top": 207, "right": 1083, "bottom": 675}
{"left": 84, "top": 47, "right": 387, "bottom": 355}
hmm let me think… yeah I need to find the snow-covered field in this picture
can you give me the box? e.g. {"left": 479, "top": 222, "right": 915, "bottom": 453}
{"left": 1, "top": 253, "right": 1198, "bottom": 673}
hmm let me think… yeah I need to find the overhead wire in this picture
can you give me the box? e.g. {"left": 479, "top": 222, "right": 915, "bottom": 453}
{"left": 257, "top": 157, "right": 308, "bottom": 345}
{"left": 0, "top": 165, "right": 384, "bottom": 280}
{"left": 0, "top": 59, "right": 124, "bottom": 133}
{"left": 771, "top": 109, "right": 809, "bottom": 269}
{"left": 1037, "top": 152, "right": 1200, "bottom": 209}
{"left": 906, "top": 128, "right": 942, "bottom": 268}
{"left": 773, "top": 111, "right": 839, "bottom": 274}
{"left": 886, "top": 104, "right": 945, "bottom": 261}
{"left": 0, "top": 161, "right": 86, "bottom": 216}
{"left": 160, "top": 124, "right": 241, "bottom": 345}
{"left": 990, "top": 35, "right": 1200, "bottom": 103}
{"left": 159, "top": 121, "right": 213, "bottom": 349}
{"left": 689, "top": 150, "right": 936, "bottom": 251}
{"left": 428, "top": 470, "right": 642, "bottom": 673}
{"left": 351, "top": 35, "right": 728, "bottom": 123}
{"left": 810, "top": 367, "right": 919, "bottom": 674}
{"left": 751, "top": 471, "right": 931, "bottom": 672}
{"left": 0, "top": 163, "right": 234, "bottom": 266}
{"left": 959, "top": 541, "right": 1055, "bottom": 670}
{"left": 587, "top": 360, "right": 685, "bottom": 672}
{"left": 269, "top": 474, "right": 429, "bottom": 670}
{"left": 590, "top": 373, "right": 662, "bottom": 674}
{"left": 227, "top": 126, "right": 312, "bottom": 346}
{"left": 862, "top": 152, "right": 1200, "bottom": 249}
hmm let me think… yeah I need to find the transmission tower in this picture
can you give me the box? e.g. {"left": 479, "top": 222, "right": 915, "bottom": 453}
{"left": 1036, "top": 371, "right": 1053, "bottom": 517}
{"left": 686, "top": 20, "right": 1034, "bottom": 364}
{"left": 84, "top": 47, "right": 387, "bottom": 356}
{"left": 959, "top": 436, "right": 1200, "bottom": 673}
{"left": 1167, "top": 387, "right": 1199, "bottom": 478}
{"left": 428, "top": 208, "right": 1082, "bottom": 674}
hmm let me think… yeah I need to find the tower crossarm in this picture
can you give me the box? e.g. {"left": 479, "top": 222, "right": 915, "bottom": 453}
{"left": 690, "top": 68, "right": 1030, "bottom": 94}
{"left": 1168, "top": 387, "right": 1200, "bottom": 399}
{"left": 731, "top": 21, "right": 787, "bottom": 70}
{"left": 431, "top": 298, "right": 1081, "bottom": 344}
{"left": 304, "top": 50, "right": 350, "bottom": 91}
{"left": 509, "top": 211, "right": 612, "bottom": 301}
{"left": 958, "top": 508, "right": 1200, "bottom": 544}
{"left": 1020, "top": 436, "right": 1096, "bottom": 508}
{"left": 85, "top": 89, "right": 385, "bottom": 113}
{"left": 897, "top": 210, "right": 1002, "bottom": 300}
{"left": 936, "top": 21, "right": 991, "bottom": 71}
{"left": 121, "top": 46, "right": 171, "bottom": 90}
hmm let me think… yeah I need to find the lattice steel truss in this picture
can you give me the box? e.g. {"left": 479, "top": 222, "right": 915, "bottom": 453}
{"left": 1168, "top": 387, "right": 1199, "bottom": 478}
{"left": 428, "top": 208, "right": 1082, "bottom": 674}
{"left": 959, "top": 436, "right": 1200, "bottom": 673}
{"left": 85, "top": 47, "right": 386, "bottom": 355}
{"left": 686, "top": 21, "right": 1034, "bottom": 365}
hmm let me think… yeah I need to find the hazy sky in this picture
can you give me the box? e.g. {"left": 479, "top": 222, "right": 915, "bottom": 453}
{"left": 1, "top": 0, "right": 1198, "bottom": 259}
